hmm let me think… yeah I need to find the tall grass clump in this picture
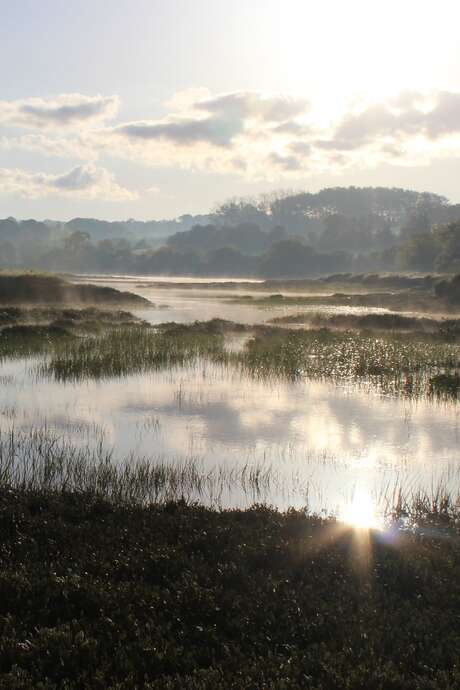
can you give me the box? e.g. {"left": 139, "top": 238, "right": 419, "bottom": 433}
{"left": 240, "top": 329, "right": 460, "bottom": 397}
{"left": 0, "top": 428, "right": 275, "bottom": 504}
{"left": 0, "top": 324, "right": 72, "bottom": 360}
{"left": 0, "top": 428, "right": 459, "bottom": 527}
{"left": 39, "top": 325, "right": 228, "bottom": 381}
{"left": 4, "top": 318, "right": 460, "bottom": 398}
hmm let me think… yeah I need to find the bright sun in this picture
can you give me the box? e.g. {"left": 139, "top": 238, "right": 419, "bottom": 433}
{"left": 260, "top": 0, "right": 460, "bottom": 107}
{"left": 340, "top": 489, "right": 381, "bottom": 530}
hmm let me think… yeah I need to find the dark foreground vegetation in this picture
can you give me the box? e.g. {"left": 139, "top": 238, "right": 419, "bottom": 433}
{"left": 0, "top": 490, "right": 459, "bottom": 689}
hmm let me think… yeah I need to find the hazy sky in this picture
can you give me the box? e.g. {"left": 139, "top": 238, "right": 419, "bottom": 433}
{"left": 1, "top": 0, "right": 460, "bottom": 220}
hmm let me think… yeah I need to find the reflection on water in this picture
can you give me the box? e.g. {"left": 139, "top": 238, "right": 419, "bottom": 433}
{"left": 0, "top": 356, "right": 459, "bottom": 514}
{"left": 339, "top": 487, "right": 383, "bottom": 530}
{"left": 75, "top": 274, "right": 399, "bottom": 326}
{"left": 2, "top": 274, "right": 457, "bottom": 519}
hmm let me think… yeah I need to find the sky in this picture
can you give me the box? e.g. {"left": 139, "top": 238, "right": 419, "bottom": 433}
{"left": 1, "top": 0, "right": 460, "bottom": 220}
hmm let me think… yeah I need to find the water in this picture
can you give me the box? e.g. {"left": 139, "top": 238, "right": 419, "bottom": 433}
{"left": 73, "top": 274, "right": 402, "bottom": 326}
{"left": 0, "top": 355, "right": 458, "bottom": 514}
{"left": 1, "top": 274, "right": 458, "bottom": 518}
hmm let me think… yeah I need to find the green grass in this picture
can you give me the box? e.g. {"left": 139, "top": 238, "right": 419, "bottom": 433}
{"left": 2, "top": 296, "right": 460, "bottom": 686}
{"left": 0, "top": 426, "right": 458, "bottom": 522}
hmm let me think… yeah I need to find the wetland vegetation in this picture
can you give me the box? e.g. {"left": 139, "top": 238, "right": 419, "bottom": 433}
{"left": 2, "top": 313, "right": 458, "bottom": 399}
{"left": 1, "top": 271, "right": 460, "bottom": 688}
{"left": 0, "top": 273, "right": 148, "bottom": 307}
{"left": 6, "top": 1, "right": 460, "bottom": 678}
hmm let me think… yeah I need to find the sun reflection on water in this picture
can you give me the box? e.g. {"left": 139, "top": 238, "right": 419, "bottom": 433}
{"left": 340, "top": 489, "right": 383, "bottom": 530}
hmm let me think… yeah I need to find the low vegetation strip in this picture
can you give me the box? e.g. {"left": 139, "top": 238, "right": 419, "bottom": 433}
{"left": 271, "top": 311, "right": 460, "bottom": 338}
{"left": 1, "top": 316, "right": 458, "bottom": 398}
{"left": 231, "top": 291, "right": 448, "bottom": 313}
{"left": 0, "top": 306, "right": 139, "bottom": 328}
{"left": 0, "top": 273, "right": 148, "bottom": 306}
{"left": 0, "top": 490, "right": 459, "bottom": 689}
{"left": 38, "top": 325, "right": 226, "bottom": 381}
{"left": 0, "top": 428, "right": 276, "bottom": 504}
{"left": 242, "top": 329, "right": 460, "bottom": 397}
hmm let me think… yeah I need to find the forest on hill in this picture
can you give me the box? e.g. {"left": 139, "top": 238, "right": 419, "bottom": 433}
{"left": 2, "top": 186, "right": 460, "bottom": 277}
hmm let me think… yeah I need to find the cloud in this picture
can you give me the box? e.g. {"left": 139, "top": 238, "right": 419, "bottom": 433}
{"left": 271, "top": 121, "right": 311, "bottom": 136}
{"left": 97, "top": 89, "right": 312, "bottom": 178}
{"left": 0, "top": 133, "right": 97, "bottom": 159}
{"left": 110, "top": 91, "right": 309, "bottom": 151}
{"left": 0, "top": 88, "right": 313, "bottom": 179}
{"left": 195, "top": 91, "right": 309, "bottom": 123}
{"left": 114, "top": 113, "right": 243, "bottom": 148}
{"left": 0, "top": 164, "right": 137, "bottom": 200}
{"left": 323, "top": 90, "right": 460, "bottom": 150}
{"left": 4, "top": 87, "right": 460, "bottom": 181}
{"left": 145, "top": 185, "right": 161, "bottom": 195}
{"left": 0, "top": 93, "right": 119, "bottom": 130}
{"left": 268, "top": 152, "right": 304, "bottom": 171}
{"left": 289, "top": 141, "right": 311, "bottom": 156}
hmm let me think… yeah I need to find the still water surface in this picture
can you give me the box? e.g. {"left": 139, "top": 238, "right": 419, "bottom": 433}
{"left": 76, "top": 273, "right": 398, "bottom": 326}
{"left": 1, "top": 275, "right": 458, "bottom": 518}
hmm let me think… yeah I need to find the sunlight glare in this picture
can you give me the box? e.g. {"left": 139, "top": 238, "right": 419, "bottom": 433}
{"left": 263, "top": 0, "right": 460, "bottom": 106}
{"left": 341, "top": 489, "right": 382, "bottom": 530}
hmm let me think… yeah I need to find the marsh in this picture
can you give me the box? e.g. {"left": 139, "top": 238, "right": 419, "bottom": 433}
{"left": 1, "top": 273, "right": 459, "bottom": 521}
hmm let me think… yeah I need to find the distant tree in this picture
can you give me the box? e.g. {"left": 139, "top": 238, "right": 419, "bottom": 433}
{"left": 204, "top": 247, "right": 257, "bottom": 276}
{"left": 396, "top": 233, "right": 438, "bottom": 271}
{"left": 167, "top": 222, "right": 273, "bottom": 256}
{"left": 64, "top": 230, "right": 91, "bottom": 253}
{"left": 399, "top": 209, "right": 431, "bottom": 241}
{"left": 0, "top": 241, "right": 17, "bottom": 267}
{"left": 212, "top": 198, "right": 267, "bottom": 227}
{"left": 433, "top": 221, "right": 460, "bottom": 272}
{"left": 259, "top": 240, "right": 319, "bottom": 278}
{"left": 0, "top": 217, "right": 19, "bottom": 242}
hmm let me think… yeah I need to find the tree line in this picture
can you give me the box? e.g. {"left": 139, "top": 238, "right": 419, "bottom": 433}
{"left": 2, "top": 186, "right": 460, "bottom": 276}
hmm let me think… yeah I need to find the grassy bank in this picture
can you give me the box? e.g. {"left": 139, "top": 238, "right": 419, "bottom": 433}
{"left": 134, "top": 272, "right": 448, "bottom": 294}
{"left": 0, "top": 308, "right": 146, "bottom": 360}
{"left": 0, "top": 306, "right": 139, "bottom": 329}
{"left": 230, "top": 291, "right": 451, "bottom": 314}
{"left": 0, "top": 488, "right": 459, "bottom": 689}
{"left": 0, "top": 273, "right": 148, "bottom": 307}
{"left": 270, "top": 311, "right": 460, "bottom": 339}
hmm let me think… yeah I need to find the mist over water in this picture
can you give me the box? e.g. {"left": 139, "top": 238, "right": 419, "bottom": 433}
{"left": 1, "top": 275, "right": 459, "bottom": 515}
{"left": 79, "top": 274, "right": 401, "bottom": 326}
